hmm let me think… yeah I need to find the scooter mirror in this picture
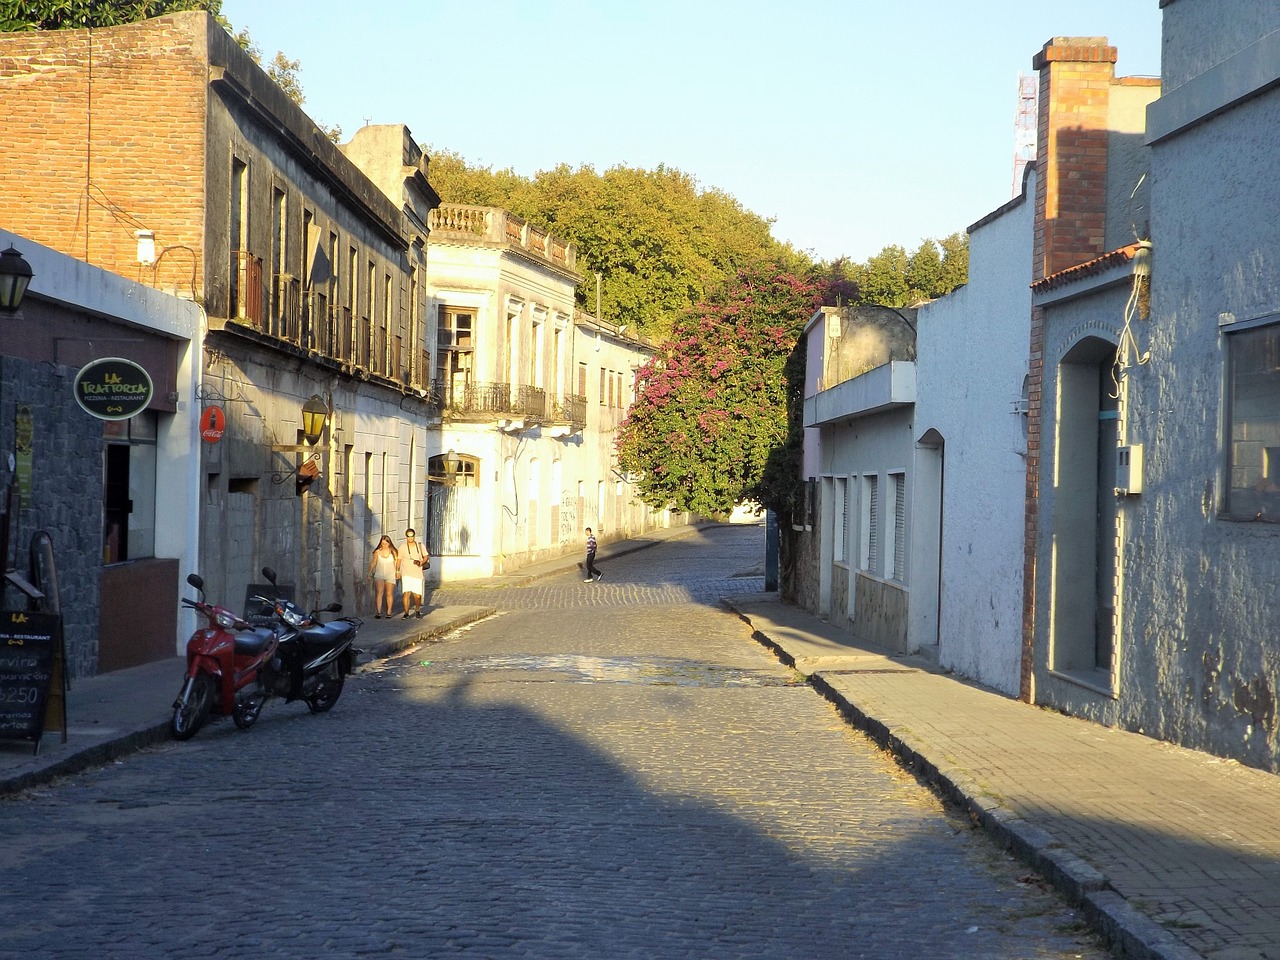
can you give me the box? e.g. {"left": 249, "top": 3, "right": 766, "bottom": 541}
{"left": 187, "top": 573, "right": 204, "bottom": 591}
{"left": 324, "top": 602, "right": 343, "bottom": 613}
{"left": 262, "top": 566, "right": 277, "bottom": 584}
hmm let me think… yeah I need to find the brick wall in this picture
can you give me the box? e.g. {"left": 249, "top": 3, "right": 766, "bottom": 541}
{"left": 1022, "top": 37, "right": 1117, "bottom": 701}
{"left": 0, "top": 15, "right": 209, "bottom": 295}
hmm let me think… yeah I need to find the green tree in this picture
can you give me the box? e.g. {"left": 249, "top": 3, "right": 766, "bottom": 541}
{"left": 937, "top": 231, "right": 969, "bottom": 293}
{"left": 857, "top": 244, "right": 911, "bottom": 306}
{"left": 0, "top": 1, "right": 219, "bottom": 31}
{"left": 906, "top": 240, "right": 944, "bottom": 301}
{"left": 838, "top": 234, "right": 969, "bottom": 308}
{"left": 615, "top": 264, "right": 823, "bottom": 516}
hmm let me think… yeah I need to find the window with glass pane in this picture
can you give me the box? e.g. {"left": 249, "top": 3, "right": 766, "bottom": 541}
{"left": 1227, "top": 323, "right": 1280, "bottom": 520}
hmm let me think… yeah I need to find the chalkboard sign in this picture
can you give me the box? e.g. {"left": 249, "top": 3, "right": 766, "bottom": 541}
{"left": 0, "top": 611, "right": 63, "bottom": 754}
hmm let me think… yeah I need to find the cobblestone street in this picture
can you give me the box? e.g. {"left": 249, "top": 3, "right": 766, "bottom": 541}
{"left": 0, "top": 526, "right": 1106, "bottom": 959}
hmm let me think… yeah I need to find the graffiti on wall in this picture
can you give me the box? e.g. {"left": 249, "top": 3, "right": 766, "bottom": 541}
{"left": 559, "top": 493, "right": 579, "bottom": 543}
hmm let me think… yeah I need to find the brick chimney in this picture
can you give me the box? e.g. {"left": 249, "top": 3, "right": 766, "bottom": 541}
{"left": 1032, "top": 37, "right": 1117, "bottom": 280}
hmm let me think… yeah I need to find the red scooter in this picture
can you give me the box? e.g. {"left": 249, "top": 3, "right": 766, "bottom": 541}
{"left": 171, "top": 573, "right": 279, "bottom": 740}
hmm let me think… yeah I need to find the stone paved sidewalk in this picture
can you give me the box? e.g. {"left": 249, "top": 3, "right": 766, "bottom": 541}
{"left": 727, "top": 593, "right": 1279, "bottom": 960}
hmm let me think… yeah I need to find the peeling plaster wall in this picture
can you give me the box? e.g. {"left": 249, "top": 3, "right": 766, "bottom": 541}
{"left": 1134, "top": 32, "right": 1280, "bottom": 769}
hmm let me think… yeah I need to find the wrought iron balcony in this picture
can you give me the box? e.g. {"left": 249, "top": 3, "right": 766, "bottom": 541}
{"left": 432, "top": 381, "right": 583, "bottom": 432}
{"left": 553, "top": 394, "right": 587, "bottom": 432}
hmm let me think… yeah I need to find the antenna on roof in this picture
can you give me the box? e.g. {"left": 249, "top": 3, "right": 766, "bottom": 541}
{"left": 1012, "top": 74, "right": 1038, "bottom": 196}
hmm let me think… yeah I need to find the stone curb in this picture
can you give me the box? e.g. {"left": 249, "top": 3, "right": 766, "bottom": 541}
{"left": 361, "top": 607, "right": 497, "bottom": 661}
{"left": 806, "top": 671, "right": 1205, "bottom": 960}
{"left": 0, "top": 724, "right": 173, "bottom": 797}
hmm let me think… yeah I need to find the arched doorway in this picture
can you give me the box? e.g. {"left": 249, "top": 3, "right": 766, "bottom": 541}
{"left": 1049, "top": 337, "right": 1119, "bottom": 685}
{"left": 911, "top": 428, "right": 945, "bottom": 656}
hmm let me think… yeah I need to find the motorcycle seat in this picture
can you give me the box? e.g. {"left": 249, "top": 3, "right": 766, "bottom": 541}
{"left": 300, "top": 621, "right": 353, "bottom": 647}
{"left": 234, "top": 628, "right": 277, "bottom": 657}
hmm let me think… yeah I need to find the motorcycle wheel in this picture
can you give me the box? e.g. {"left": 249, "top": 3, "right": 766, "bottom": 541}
{"left": 171, "top": 673, "right": 215, "bottom": 741}
{"left": 232, "top": 689, "right": 267, "bottom": 731}
{"left": 305, "top": 663, "right": 344, "bottom": 714}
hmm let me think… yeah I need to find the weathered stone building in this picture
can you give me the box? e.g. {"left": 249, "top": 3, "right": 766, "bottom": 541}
{"left": 0, "top": 12, "right": 441, "bottom": 626}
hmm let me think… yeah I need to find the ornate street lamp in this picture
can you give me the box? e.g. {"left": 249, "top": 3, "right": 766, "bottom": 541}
{"left": 0, "top": 245, "right": 34, "bottom": 312}
{"left": 301, "top": 395, "right": 329, "bottom": 445}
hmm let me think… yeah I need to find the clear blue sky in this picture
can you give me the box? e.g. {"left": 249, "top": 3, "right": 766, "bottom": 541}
{"left": 217, "top": 0, "right": 1163, "bottom": 264}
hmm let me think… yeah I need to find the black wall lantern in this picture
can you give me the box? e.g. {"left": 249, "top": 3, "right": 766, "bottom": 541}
{"left": 301, "top": 395, "right": 329, "bottom": 445}
{"left": 272, "top": 396, "right": 330, "bottom": 494}
{"left": 0, "top": 245, "right": 34, "bottom": 312}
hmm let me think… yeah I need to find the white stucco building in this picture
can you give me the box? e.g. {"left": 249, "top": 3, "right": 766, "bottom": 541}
{"left": 907, "top": 167, "right": 1036, "bottom": 696}
{"left": 425, "top": 205, "right": 672, "bottom": 579}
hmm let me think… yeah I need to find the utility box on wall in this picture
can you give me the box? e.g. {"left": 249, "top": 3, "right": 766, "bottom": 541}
{"left": 1116, "top": 444, "right": 1143, "bottom": 496}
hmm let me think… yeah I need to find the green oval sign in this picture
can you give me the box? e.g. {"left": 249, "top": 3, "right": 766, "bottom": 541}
{"left": 73, "top": 357, "right": 154, "bottom": 421}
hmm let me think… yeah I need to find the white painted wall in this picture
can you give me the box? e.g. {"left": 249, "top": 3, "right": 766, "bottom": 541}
{"left": 426, "top": 234, "right": 661, "bottom": 579}
{"left": 908, "top": 169, "right": 1034, "bottom": 696}
{"left": 801, "top": 310, "right": 828, "bottom": 483}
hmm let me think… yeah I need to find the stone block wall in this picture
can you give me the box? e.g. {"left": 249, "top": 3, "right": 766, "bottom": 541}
{"left": 0, "top": 358, "right": 105, "bottom": 678}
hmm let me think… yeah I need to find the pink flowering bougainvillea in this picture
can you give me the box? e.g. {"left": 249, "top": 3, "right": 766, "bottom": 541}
{"left": 615, "top": 263, "right": 824, "bottom": 516}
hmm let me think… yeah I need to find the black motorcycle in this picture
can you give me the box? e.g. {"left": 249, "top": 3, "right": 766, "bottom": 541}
{"left": 236, "top": 567, "right": 362, "bottom": 728}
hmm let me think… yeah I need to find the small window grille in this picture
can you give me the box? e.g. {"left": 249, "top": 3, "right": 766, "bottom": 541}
{"left": 864, "top": 475, "right": 879, "bottom": 573}
{"left": 833, "top": 478, "right": 847, "bottom": 562}
{"left": 892, "top": 473, "right": 906, "bottom": 581}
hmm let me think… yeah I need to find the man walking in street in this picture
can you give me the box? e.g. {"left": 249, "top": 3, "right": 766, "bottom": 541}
{"left": 583, "top": 527, "right": 602, "bottom": 582}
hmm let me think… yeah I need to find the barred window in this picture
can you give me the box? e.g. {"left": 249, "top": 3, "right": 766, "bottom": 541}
{"left": 861, "top": 474, "right": 879, "bottom": 573}
{"left": 891, "top": 472, "right": 906, "bottom": 582}
{"left": 833, "top": 477, "right": 848, "bottom": 562}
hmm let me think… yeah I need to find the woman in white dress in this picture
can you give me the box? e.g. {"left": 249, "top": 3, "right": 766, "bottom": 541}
{"left": 399, "top": 528, "right": 429, "bottom": 619}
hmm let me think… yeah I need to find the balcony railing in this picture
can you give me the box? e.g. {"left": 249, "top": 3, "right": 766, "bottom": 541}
{"left": 272, "top": 273, "right": 301, "bottom": 343}
{"left": 428, "top": 204, "right": 577, "bottom": 271}
{"left": 513, "top": 386, "right": 548, "bottom": 422}
{"left": 554, "top": 394, "right": 587, "bottom": 431}
{"left": 432, "top": 381, "right": 581, "bottom": 428}
{"left": 435, "top": 381, "right": 511, "bottom": 416}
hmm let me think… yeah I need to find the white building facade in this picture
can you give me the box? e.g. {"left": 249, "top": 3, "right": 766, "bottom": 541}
{"left": 425, "top": 206, "right": 673, "bottom": 579}
{"left": 907, "top": 168, "right": 1036, "bottom": 695}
